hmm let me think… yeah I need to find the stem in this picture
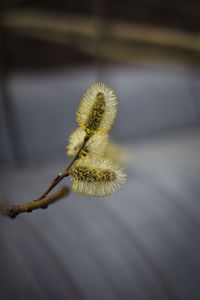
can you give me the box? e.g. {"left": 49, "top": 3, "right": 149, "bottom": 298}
{"left": 37, "top": 134, "right": 90, "bottom": 200}
{"left": 0, "top": 186, "right": 69, "bottom": 218}
{"left": 37, "top": 172, "right": 66, "bottom": 201}
{"left": 0, "top": 133, "right": 90, "bottom": 218}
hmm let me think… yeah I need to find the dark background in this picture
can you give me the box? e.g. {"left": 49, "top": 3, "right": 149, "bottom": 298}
{"left": 0, "top": 1, "right": 200, "bottom": 300}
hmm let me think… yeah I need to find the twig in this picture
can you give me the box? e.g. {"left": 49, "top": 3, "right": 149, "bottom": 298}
{"left": 0, "top": 133, "right": 89, "bottom": 218}
{"left": 37, "top": 134, "right": 89, "bottom": 200}
{"left": 0, "top": 186, "right": 69, "bottom": 218}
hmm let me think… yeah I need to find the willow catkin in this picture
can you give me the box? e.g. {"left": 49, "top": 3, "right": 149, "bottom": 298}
{"left": 66, "top": 127, "right": 108, "bottom": 156}
{"left": 76, "top": 82, "right": 118, "bottom": 135}
{"left": 70, "top": 156, "right": 127, "bottom": 197}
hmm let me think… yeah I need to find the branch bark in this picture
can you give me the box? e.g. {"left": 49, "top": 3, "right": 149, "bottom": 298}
{"left": 37, "top": 134, "right": 89, "bottom": 200}
{"left": 0, "top": 134, "right": 89, "bottom": 219}
{"left": 0, "top": 186, "right": 69, "bottom": 218}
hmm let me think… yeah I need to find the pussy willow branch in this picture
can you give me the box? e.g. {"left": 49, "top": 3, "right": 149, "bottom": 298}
{"left": 0, "top": 187, "right": 69, "bottom": 218}
{"left": 37, "top": 134, "right": 90, "bottom": 200}
{"left": 0, "top": 134, "right": 90, "bottom": 218}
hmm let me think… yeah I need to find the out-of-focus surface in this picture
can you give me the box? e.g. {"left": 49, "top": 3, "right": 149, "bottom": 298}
{"left": 1, "top": 129, "right": 200, "bottom": 300}
{"left": 0, "top": 65, "right": 200, "bottom": 164}
{"left": 0, "top": 1, "right": 200, "bottom": 299}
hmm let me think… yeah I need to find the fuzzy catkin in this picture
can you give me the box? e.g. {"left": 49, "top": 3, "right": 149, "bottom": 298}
{"left": 66, "top": 127, "right": 108, "bottom": 156}
{"left": 76, "top": 82, "right": 118, "bottom": 135}
{"left": 70, "top": 156, "right": 127, "bottom": 197}
{"left": 85, "top": 92, "right": 105, "bottom": 132}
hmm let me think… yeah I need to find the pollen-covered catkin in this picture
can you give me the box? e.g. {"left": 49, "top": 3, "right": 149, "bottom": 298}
{"left": 70, "top": 156, "right": 127, "bottom": 197}
{"left": 86, "top": 92, "right": 105, "bottom": 132}
{"left": 66, "top": 127, "right": 108, "bottom": 156}
{"left": 76, "top": 82, "right": 117, "bottom": 135}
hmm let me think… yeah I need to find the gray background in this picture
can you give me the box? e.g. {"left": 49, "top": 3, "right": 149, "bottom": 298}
{"left": 1, "top": 63, "right": 200, "bottom": 300}
{"left": 1, "top": 65, "right": 200, "bottom": 164}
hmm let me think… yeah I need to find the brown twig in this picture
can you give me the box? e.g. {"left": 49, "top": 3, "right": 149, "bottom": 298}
{"left": 0, "top": 133, "right": 89, "bottom": 219}
{"left": 37, "top": 134, "right": 90, "bottom": 200}
{"left": 0, "top": 186, "right": 70, "bottom": 218}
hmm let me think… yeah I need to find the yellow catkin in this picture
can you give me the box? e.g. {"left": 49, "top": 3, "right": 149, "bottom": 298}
{"left": 76, "top": 82, "right": 118, "bottom": 135}
{"left": 66, "top": 127, "right": 108, "bottom": 156}
{"left": 86, "top": 92, "right": 106, "bottom": 132}
{"left": 70, "top": 156, "right": 127, "bottom": 197}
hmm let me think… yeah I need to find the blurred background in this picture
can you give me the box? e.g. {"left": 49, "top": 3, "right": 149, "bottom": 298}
{"left": 0, "top": 0, "right": 200, "bottom": 299}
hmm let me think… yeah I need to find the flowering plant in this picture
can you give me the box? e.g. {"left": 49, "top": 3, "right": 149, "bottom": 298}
{"left": 0, "top": 83, "right": 127, "bottom": 218}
